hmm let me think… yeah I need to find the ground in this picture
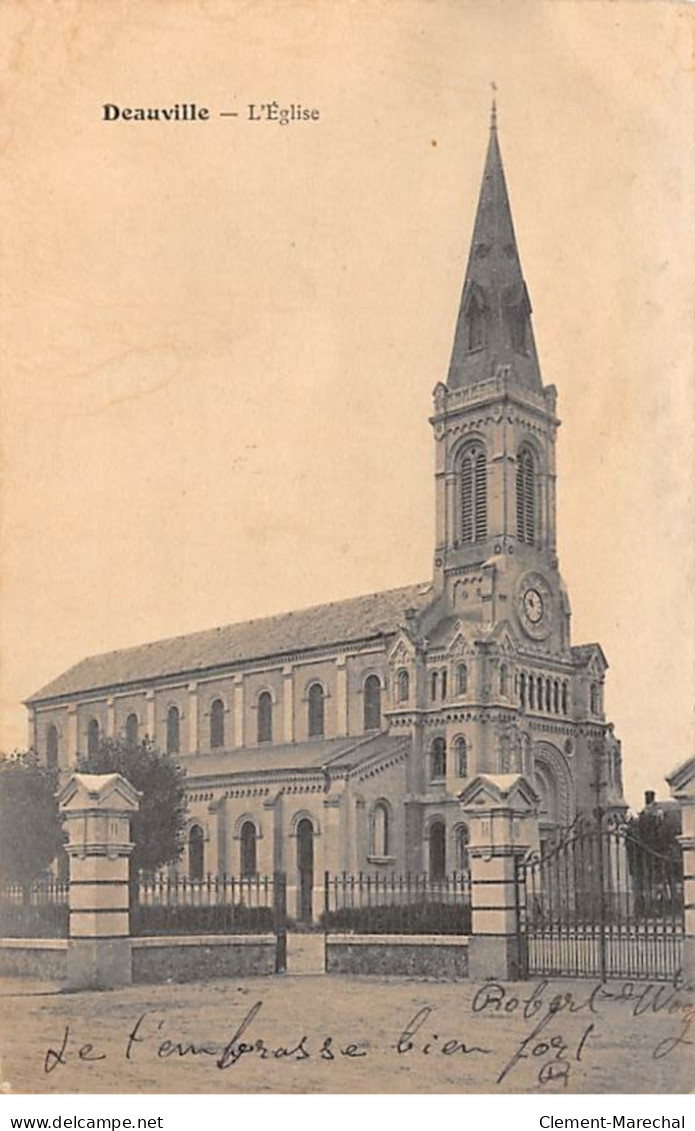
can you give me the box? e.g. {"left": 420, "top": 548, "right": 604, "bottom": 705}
{"left": 0, "top": 937, "right": 692, "bottom": 1095}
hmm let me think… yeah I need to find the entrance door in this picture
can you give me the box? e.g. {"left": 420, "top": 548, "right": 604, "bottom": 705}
{"left": 296, "top": 818, "right": 314, "bottom": 923}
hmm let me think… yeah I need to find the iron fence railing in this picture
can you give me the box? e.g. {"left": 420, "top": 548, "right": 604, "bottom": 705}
{"left": 0, "top": 878, "right": 69, "bottom": 938}
{"left": 322, "top": 871, "right": 471, "bottom": 935}
{"left": 132, "top": 873, "right": 284, "bottom": 938}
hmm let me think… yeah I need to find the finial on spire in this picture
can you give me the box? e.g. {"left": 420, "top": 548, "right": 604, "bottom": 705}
{"left": 490, "top": 82, "right": 498, "bottom": 131}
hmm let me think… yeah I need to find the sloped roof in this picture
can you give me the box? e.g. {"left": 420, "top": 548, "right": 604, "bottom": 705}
{"left": 180, "top": 732, "right": 409, "bottom": 782}
{"left": 28, "top": 582, "right": 434, "bottom": 704}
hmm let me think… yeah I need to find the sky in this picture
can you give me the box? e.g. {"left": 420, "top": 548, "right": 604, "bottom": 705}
{"left": 0, "top": 0, "right": 693, "bottom": 811}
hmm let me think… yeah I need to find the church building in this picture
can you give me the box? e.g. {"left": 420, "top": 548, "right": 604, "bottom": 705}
{"left": 26, "top": 108, "right": 626, "bottom": 919}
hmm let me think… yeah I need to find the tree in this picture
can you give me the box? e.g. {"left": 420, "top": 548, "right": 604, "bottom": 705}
{"left": 78, "top": 736, "right": 188, "bottom": 878}
{"left": 0, "top": 752, "right": 64, "bottom": 896}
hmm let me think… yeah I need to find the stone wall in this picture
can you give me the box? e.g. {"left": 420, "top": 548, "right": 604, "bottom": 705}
{"left": 0, "top": 939, "right": 67, "bottom": 981}
{"left": 131, "top": 934, "right": 277, "bottom": 983}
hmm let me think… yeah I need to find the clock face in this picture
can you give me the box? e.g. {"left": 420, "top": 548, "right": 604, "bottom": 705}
{"left": 518, "top": 574, "right": 553, "bottom": 639}
{"left": 523, "top": 588, "right": 544, "bottom": 624}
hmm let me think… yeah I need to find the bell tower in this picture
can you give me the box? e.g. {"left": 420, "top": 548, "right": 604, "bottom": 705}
{"left": 430, "top": 104, "right": 568, "bottom": 656}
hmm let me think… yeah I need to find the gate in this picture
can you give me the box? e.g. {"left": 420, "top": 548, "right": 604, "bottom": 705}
{"left": 516, "top": 816, "right": 684, "bottom": 981}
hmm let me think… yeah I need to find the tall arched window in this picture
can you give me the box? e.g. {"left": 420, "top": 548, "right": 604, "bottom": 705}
{"left": 516, "top": 447, "right": 536, "bottom": 545}
{"left": 46, "top": 725, "right": 59, "bottom": 769}
{"left": 440, "top": 669, "right": 448, "bottom": 700}
{"left": 257, "top": 691, "right": 273, "bottom": 744}
{"left": 397, "top": 669, "right": 410, "bottom": 703}
{"left": 87, "top": 718, "right": 100, "bottom": 756}
{"left": 188, "top": 825, "right": 204, "bottom": 881}
{"left": 240, "top": 821, "right": 257, "bottom": 876}
{"left": 545, "top": 679, "right": 552, "bottom": 713}
{"left": 553, "top": 681, "right": 560, "bottom": 714}
{"left": 499, "top": 663, "right": 509, "bottom": 697}
{"left": 562, "top": 682, "right": 569, "bottom": 715}
{"left": 166, "top": 706, "right": 180, "bottom": 755}
{"left": 371, "top": 802, "right": 390, "bottom": 857}
{"left": 429, "top": 819, "right": 446, "bottom": 881}
{"left": 454, "top": 736, "right": 468, "bottom": 778}
{"left": 125, "top": 713, "right": 139, "bottom": 746}
{"left": 590, "top": 683, "right": 600, "bottom": 716}
{"left": 430, "top": 738, "right": 446, "bottom": 781}
{"left": 363, "top": 674, "right": 382, "bottom": 731}
{"left": 308, "top": 683, "right": 325, "bottom": 738}
{"left": 537, "top": 676, "right": 544, "bottom": 709}
{"left": 460, "top": 444, "right": 487, "bottom": 543}
{"left": 430, "top": 670, "right": 439, "bottom": 701}
{"left": 456, "top": 662, "right": 468, "bottom": 696}
{"left": 529, "top": 677, "right": 535, "bottom": 710}
{"left": 454, "top": 823, "right": 470, "bottom": 873}
{"left": 210, "top": 698, "right": 225, "bottom": 748}
{"left": 519, "top": 672, "right": 527, "bottom": 708}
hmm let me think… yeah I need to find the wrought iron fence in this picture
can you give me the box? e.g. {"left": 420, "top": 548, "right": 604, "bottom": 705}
{"left": 132, "top": 873, "right": 283, "bottom": 938}
{"left": 517, "top": 816, "right": 684, "bottom": 981}
{"left": 0, "top": 878, "right": 69, "bottom": 938}
{"left": 322, "top": 872, "right": 471, "bottom": 935}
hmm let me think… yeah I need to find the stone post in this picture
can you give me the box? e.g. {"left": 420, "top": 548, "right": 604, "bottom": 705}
{"left": 58, "top": 772, "right": 141, "bottom": 990}
{"left": 666, "top": 756, "right": 695, "bottom": 983}
{"left": 460, "top": 772, "right": 539, "bottom": 981}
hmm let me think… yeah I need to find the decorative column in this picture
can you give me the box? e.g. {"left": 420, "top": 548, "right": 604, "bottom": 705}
{"left": 282, "top": 665, "right": 294, "bottom": 743}
{"left": 335, "top": 656, "right": 348, "bottom": 738}
{"left": 188, "top": 682, "right": 198, "bottom": 754}
{"left": 145, "top": 690, "right": 155, "bottom": 742}
{"left": 233, "top": 676, "right": 244, "bottom": 748}
{"left": 666, "top": 756, "right": 695, "bottom": 982}
{"left": 106, "top": 697, "right": 115, "bottom": 738}
{"left": 67, "top": 704, "right": 78, "bottom": 763}
{"left": 57, "top": 772, "right": 141, "bottom": 990}
{"left": 460, "top": 772, "right": 539, "bottom": 981}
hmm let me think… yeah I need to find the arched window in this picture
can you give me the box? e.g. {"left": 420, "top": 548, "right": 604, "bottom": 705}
{"left": 430, "top": 670, "right": 439, "bottom": 701}
{"left": 454, "top": 736, "right": 468, "bottom": 778}
{"left": 210, "top": 698, "right": 225, "bottom": 749}
{"left": 553, "top": 681, "right": 560, "bottom": 714}
{"left": 188, "top": 825, "right": 204, "bottom": 881}
{"left": 371, "top": 803, "right": 390, "bottom": 857}
{"left": 363, "top": 674, "right": 382, "bottom": 731}
{"left": 590, "top": 683, "right": 601, "bottom": 716}
{"left": 454, "top": 823, "right": 470, "bottom": 873}
{"left": 562, "top": 682, "right": 569, "bottom": 715}
{"left": 257, "top": 691, "right": 273, "bottom": 744}
{"left": 440, "top": 669, "right": 448, "bottom": 700}
{"left": 529, "top": 676, "right": 535, "bottom": 710}
{"left": 46, "top": 725, "right": 59, "bottom": 769}
{"left": 87, "top": 718, "right": 100, "bottom": 756}
{"left": 467, "top": 293, "right": 486, "bottom": 351}
{"left": 240, "top": 821, "right": 257, "bottom": 876}
{"left": 166, "top": 706, "right": 180, "bottom": 755}
{"left": 456, "top": 662, "right": 468, "bottom": 696}
{"left": 308, "top": 682, "right": 325, "bottom": 738}
{"left": 429, "top": 819, "right": 446, "bottom": 881}
{"left": 537, "top": 676, "right": 544, "bottom": 710}
{"left": 460, "top": 444, "right": 487, "bottom": 544}
{"left": 516, "top": 447, "right": 536, "bottom": 545}
{"left": 125, "top": 713, "right": 139, "bottom": 747}
{"left": 545, "top": 679, "right": 552, "bottom": 713}
{"left": 519, "top": 672, "right": 527, "bottom": 708}
{"left": 499, "top": 663, "right": 509, "bottom": 697}
{"left": 397, "top": 669, "right": 410, "bottom": 703}
{"left": 430, "top": 738, "right": 446, "bottom": 781}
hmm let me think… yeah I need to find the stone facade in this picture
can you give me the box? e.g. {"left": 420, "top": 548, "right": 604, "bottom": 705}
{"left": 26, "top": 109, "right": 627, "bottom": 919}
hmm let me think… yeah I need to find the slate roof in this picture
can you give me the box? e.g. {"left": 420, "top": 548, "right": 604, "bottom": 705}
{"left": 28, "top": 582, "right": 434, "bottom": 704}
{"left": 179, "top": 733, "right": 409, "bottom": 782}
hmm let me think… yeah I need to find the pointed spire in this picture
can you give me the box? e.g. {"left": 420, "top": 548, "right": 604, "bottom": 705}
{"left": 446, "top": 109, "right": 542, "bottom": 392}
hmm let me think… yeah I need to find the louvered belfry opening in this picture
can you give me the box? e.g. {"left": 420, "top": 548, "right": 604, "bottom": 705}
{"left": 460, "top": 445, "right": 487, "bottom": 544}
{"left": 516, "top": 446, "right": 536, "bottom": 545}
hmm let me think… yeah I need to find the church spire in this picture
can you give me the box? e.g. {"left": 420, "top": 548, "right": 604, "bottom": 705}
{"left": 446, "top": 107, "right": 542, "bottom": 391}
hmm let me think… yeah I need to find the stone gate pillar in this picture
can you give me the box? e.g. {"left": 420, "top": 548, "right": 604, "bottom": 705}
{"left": 666, "top": 756, "right": 695, "bottom": 982}
{"left": 58, "top": 773, "right": 141, "bottom": 990}
{"left": 460, "top": 773, "right": 539, "bottom": 981}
